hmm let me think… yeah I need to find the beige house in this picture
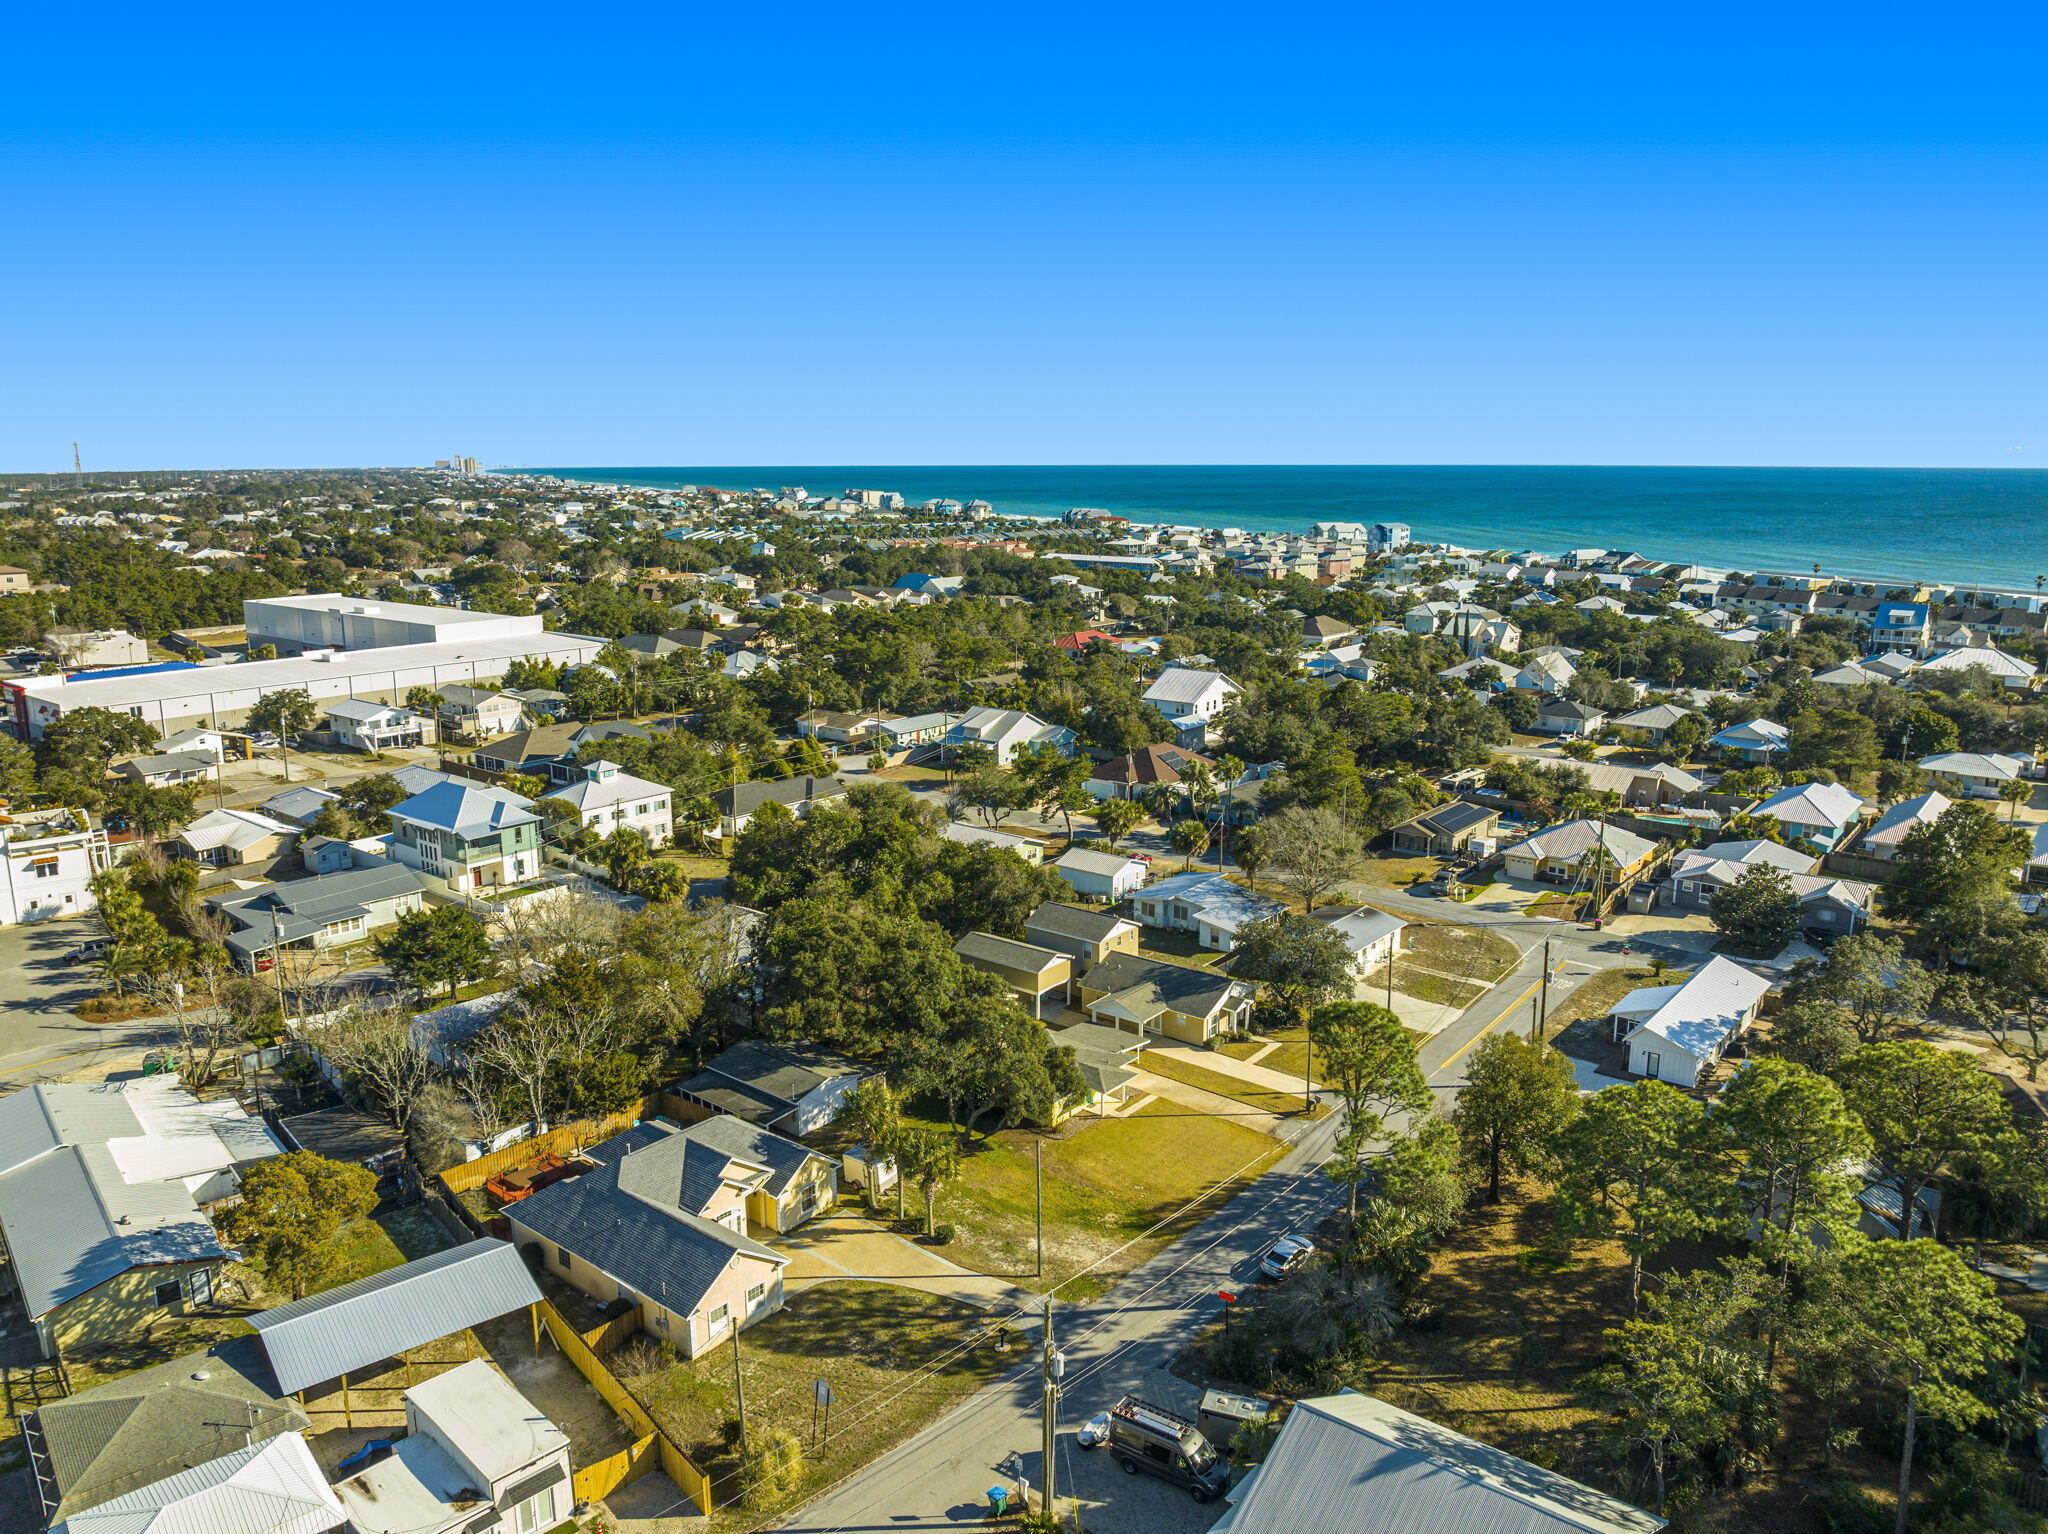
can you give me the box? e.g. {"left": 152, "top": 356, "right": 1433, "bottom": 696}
{"left": 508, "top": 1121, "right": 793, "bottom": 1359}
{"left": 1074, "top": 953, "right": 1255, "bottom": 1043}
{"left": 954, "top": 932, "right": 1074, "bottom": 1018}
{"left": 170, "top": 807, "right": 298, "bottom": 870}
{"left": 1500, "top": 819, "right": 1660, "bottom": 886}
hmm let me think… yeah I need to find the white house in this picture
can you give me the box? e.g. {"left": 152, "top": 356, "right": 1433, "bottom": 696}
{"left": 0, "top": 809, "right": 110, "bottom": 926}
{"left": 940, "top": 821, "right": 1045, "bottom": 864}
{"left": 1053, "top": 847, "right": 1149, "bottom": 902}
{"left": 334, "top": 1360, "right": 571, "bottom": 1534}
{"left": 944, "top": 706, "right": 1076, "bottom": 765}
{"left": 1608, "top": 956, "right": 1772, "bottom": 1088}
{"left": 1917, "top": 751, "right": 2032, "bottom": 800}
{"left": 1141, "top": 668, "right": 1240, "bottom": 729}
{"left": 542, "top": 759, "right": 673, "bottom": 846}
{"left": 1311, "top": 904, "right": 1407, "bottom": 975}
{"left": 1708, "top": 718, "right": 1791, "bottom": 762}
{"left": 1129, "top": 870, "right": 1287, "bottom": 952}
{"left": 325, "top": 699, "right": 429, "bottom": 753}
{"left": 1858, "top": 791, "right": 1953, "bottom": 862}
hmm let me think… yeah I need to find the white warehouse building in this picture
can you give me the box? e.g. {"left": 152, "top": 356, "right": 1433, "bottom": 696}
{"left": 244, "top": 594, "right": 547, "bottom": 654}
{"left": 5, "top": 631, "right": 605, "bottom": 741}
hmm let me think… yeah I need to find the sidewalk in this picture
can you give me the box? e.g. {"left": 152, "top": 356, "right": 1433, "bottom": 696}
{"left": 1146, "top": 1042, "right": 1313, "bottom": 1094}
{"left": 1127, "top": 1068, "right": 1283, "bottom": 1134}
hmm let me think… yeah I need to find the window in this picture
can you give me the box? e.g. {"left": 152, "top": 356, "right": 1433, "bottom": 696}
{"left": 513, "top": 1486, "right": 557, "bottom": 1533}
{"left": 154, "top": 1280, "right": 182, "bottom": 1308}
{"left": 555, "top": 1248, "right": 572, "bottom": 1274}
{"left": 707, "top": 1303, "right": 730, "bottom": 1332}
{"left": 746, "top": 1283, "right": 766, "bottom": 1309}
{"left": 30, "top": 859, "right": 58, "bottom": 879}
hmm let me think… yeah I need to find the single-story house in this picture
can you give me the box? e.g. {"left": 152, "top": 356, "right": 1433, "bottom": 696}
{"left": 1499, "top": 819, "right": 1660, "bottom": 886}
{"left": 1857, "top": 790, "right": 1953, "bottom": 863}
{"left": 334, "top": 1360, "right": 570, "bottom": 1534}
{"left": 115, "top": 751, "right": 218, "bottom": 788}
{"left": 1708, "top": 718, "right": 1791, "bottom": 762}
{"left": 1047, "top": 1021, "right": 1150, "bottom": 1116}
{"left": 1053, "top": 846, "right": 1150, "bottom": 902}
{"left": 875, "top": 712, "right": 953, "bottom": 749}
{"left": 23, "top": 1334, "right": 311, "bottom": 1530}
{"left": 943, "top": 706, "right": 1076, "bottom": 765}
{"left": 1387, "top": 801, "right": 1500, "bottom": 856}
{"left": 1609, "top": 702, "right": 1697, "bottom": 744}
{"left": 1915, "top": 644, "right": 2039, "bottom": 691}
{"left": 1211, "top": 1391, "right": 1664, "bottom": 1534}
{"left": 325, "top": 698, "right": 428, "bottom": 752}
{"left": 1917, "top": 751, "right": 2033, "bottom": 800}
{"left": 1608, "top": 956, "right": 1773, "bottom": 1088}
{"left": 713, "top": 774, "right": 850, "bottom": 837}
{"left": 170, "top": 807, "right": 298, "bottom": 869}
{"left": 1665, "top": 842, "right": 1871, "bottom": 935}
{"left": 1310, "top": 905, "right": 1407, "bottom": 975}
{"left": 470, "top": 720, "right": 652, "bottom": 785}
{"left": 1086, "top": 743, "right": 1213, "bottom": 800}
{"left": 51, "top": 1429, "right": 345, "bottom": 1534}
{"left": 954, "top": 931, "right": 1073, "bottom": 1018}
{"left": 1529, "top": 699, "right": 1606, "bottom": 737}
{"left": 1129, "top": 870, "right": 1287, "bottom": 952}
{"left": 0, "top": 1080, "right": 281, "bottom": 1356}
{"left": 1024, "top": 901, "right": 1143, "bottom": 967}
{"left": 941, "top": 821, "right": 1045, "bottom": 864}
{"left": 795, "top": 709, "right": 896, "bottom": 745}
{"left": 1751, "top": 781, "right": 1867, "bottom": 849}
{"left": 670, "top": 1039, "right": 873, "bottom": 1137}
{"left": 1075, "top": 953, "right": 1256, "bottom": 1043}
{"left": 1300, "top": 615, "right": 1357, "bottom": 649}
{"left": 257, "top": 784, "right": 342, "bottom": 828}
{"left": 1575, "top": 759, "right": 1706, "bottom": 809}
{"left": 508, "top": 1122, "right": 791, "bottom": 1359}
{"left": 208, "top": 862, "right": 431, "bottom": 967}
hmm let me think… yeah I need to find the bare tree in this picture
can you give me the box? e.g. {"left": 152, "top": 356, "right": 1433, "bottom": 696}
{"left": 318, "top": 1007, "right": 437, "bottom": 1137}
{"left": 491, "top": 890, "right": 626, "bottom": 984}
{"left": 1262, "top": 804, "right": 1368, "bottom": 911}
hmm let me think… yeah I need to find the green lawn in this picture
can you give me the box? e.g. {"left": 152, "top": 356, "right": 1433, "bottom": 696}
{"left": 1352, "top": 853, "right": 1445, "bottom": 889}
{"left": 1547, "top": 965, "right": 1676, "bottom": 1033}
{"left": 1139, "top": 1049, "right": 1316, "bottom": 1115}
{"left": 1398, "top": 920, "right": 1520, "bottom": 982}
{"left": 1132, "top": 927, "right": 1227, "bottom": 970}
{"left": 909, "top": 1101, "right": 1287, "bottom": 1297}
{"left": 1363, "top": 962, "right": 1488, "bottom": 1009}
{"left": 631, "top": 1283, "right": 1015, "bottom": 1529}
{"left": 656, "top": 848, "right": 734, "bottom": 883}
{"left": 318, "top": 1203, "right": 459, "bottom": 1290}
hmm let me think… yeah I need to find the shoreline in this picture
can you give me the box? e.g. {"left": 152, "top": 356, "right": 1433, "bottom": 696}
{"left": 522, "top": 465, "right": 2048, "bottom": 598}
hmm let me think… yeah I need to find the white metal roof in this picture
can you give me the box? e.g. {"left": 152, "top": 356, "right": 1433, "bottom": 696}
{"left": 1613, "top": 956, "right": 1773, "bottom": 1063}
{"left": 54, "top": 1430, "right": 344, "bottom": 1534}
{"left": 404, "top": 1360, "right": 569, "bottom": 1487}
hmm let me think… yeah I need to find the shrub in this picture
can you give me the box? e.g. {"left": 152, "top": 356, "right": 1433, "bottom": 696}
{"left": 1813, "top": 1479, "right": 1891, "bottom": 1534}
{"left": 930, "top": 1222, "right": 956, "bottom": 1245}
{"left": 737, "top": 1426, "right": 805, "bottom": 1510}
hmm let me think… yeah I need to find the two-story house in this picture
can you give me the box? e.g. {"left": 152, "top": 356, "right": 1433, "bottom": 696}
{"left": 507, "top": 1122, "right": 793, "bottom": 1359}
{"left": 543, "top": 759, "right": 673, "bottom": 846}
{"left": 470, "top": 720, "right": 651, "bottom": 785}
{"left": 387, "top": 780, "right": 543, "bottom": 894}
{"left": 943, "top": 707, "right": 1076, "bottom": 766}
{"left": 325, "top": 699, "right": 430, "bottom": 752}
{"left": 1751, "top": 780, "right": 1868, "bottom": 850}
{"left": 433, "top": 683, "right": 525, "bottom": 741}
{"left": 334, "top": 1360, "right": 572, "bottom": 1534}
{"left": 1140, "top": 668, "right": 1240, "bottom": 748}
{"left": 0, "top": 808, "right": 109, "bottom": 926}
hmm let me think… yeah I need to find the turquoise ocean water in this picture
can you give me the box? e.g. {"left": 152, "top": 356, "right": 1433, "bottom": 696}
{"left": 531, "top": 466, "right": 2048, "bottom": 591}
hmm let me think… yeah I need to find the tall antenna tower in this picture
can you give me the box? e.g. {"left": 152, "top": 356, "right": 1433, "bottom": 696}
{"left": 71, "top": 442, "right": 83, "bottom": 492}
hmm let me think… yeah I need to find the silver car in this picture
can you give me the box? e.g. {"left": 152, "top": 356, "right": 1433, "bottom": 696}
{"left": 1258, "top": 1234, "right": 1314, "bottom": 1280}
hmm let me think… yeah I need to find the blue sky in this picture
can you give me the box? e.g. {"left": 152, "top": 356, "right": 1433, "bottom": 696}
{"left": 5, "top": 2, "right": 2045, "bottom": 470}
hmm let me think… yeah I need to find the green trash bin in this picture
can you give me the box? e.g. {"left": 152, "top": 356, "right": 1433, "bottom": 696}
{"left": 987, "top": 1485, "right": 1010, "bottom": 1517}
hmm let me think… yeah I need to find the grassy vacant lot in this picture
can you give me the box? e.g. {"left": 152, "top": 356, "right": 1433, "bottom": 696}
{"left": 1132, "top": 926, "right": 1227, "bottom": 970}
{"left": 1221, "top": 1025, "right": 1314, "bottom": 1082}
{"left": 1141, "top": 1049, "right": 1315, "bottom": 1116}
{"left": 1400, "top": 920, "right": 1520, "bottom": 983}
{"left": 632, "top": 1283, "right": 1016, "bottom": 1529}
{"left": 319, "top": 1202, "right": 457, "bottom": 1290}
{"left": 656, "top": 848, "right": 734, "bottom": 884}
{"left": 1352, "top": 853, "right": 1444, "bottom": 889}
{"left": 1367, "top": 962, "right": 1487, "bottom": 1009}
{"left": 914, "top": 1101, "right": 1287, "bottom": 1298}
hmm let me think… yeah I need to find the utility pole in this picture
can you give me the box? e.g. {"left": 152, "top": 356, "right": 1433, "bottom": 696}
{"left": 71, "top": 442, "right": 82, "bottom": 494}
{"left": 268, "top": 909, "right": 289, "bottom": 1022}
{"left": 1041, "top": 1296, "right": 1064, "bottom": 1523}
{"left": 1537, "top": 938, "right": 1552, "bottom": 1041}
{"left": 730, "top": 1325, "right": 749, "bottom": 1449}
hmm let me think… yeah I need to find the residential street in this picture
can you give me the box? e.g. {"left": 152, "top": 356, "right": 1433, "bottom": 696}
{"left": 766, "top": 920, "right": 1619, "bottom": 1532}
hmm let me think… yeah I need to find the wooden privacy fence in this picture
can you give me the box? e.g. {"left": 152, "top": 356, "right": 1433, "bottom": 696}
{"left": 573, "top": 1432, "right": 660, "bottom": 1505}
{"left": 534, "top": 1297, "right": 713, "bottom": 1517}
{"left": 440, "top": 1100, "right": 656, "bottom": 1194}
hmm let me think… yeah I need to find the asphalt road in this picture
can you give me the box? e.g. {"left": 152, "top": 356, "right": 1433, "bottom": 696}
{"left": 768, "top": 913, "right": 1620, "bottom": 1532}
{"left": 0, "top": 919, "right": 175, "bottom": 1088}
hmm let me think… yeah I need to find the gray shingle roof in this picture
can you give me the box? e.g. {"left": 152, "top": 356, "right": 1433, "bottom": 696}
{"left": 508, "top": 1126, "right": 786, "bottom": 1318}
{"left": 672, "top": 1116, "right": 829, "bottom": 1200}
{"left": 1024, "top": 902, "right": 1133, "bottom": 944}
{"left": 1078, "top": 953, "right": 1247, "bottom": 1020}
{"left": 250, "top": 1240, "right": 542, "bottom": 1397}
{"left": 680, "top": 1040, "right": 868, "bottom": 1113}
{"left": 26, "top": 1335, "right": 305, "bottom": 1525}
{"left": 954, "top": 932, "right": 1067, "bottom": 974}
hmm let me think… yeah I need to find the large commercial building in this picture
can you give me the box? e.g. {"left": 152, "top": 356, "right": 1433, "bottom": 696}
{"left": 5, "top": 631, "right": 604, "bottom": 740}
{"left": 243, "top": 594, "right": 545, "bottom": 654}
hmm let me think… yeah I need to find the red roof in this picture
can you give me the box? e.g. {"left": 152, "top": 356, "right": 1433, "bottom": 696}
{"left": 1053, "top": 630, "right": 1117, "bottom": 650}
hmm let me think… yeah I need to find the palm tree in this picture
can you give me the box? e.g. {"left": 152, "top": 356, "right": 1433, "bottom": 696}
{"left": 1999, "top": 777, "right": 2033, "bottom": 822}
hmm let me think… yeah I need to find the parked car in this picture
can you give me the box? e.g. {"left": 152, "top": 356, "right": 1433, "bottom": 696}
{"left": 246, "top": 730, "right": 282, "bottom": 749}
{"left": 1076, "top": 1411, "right": 1112, "bottom": 1450}
{"left": 1257, "top": 1234, "right": 1314, "bottom": 1280}
{"left": 1103, "top": 1397, "right": 1233, "bottom": 1504}
{"left": 63, "top": 937, "right": 110, "bottom": 965}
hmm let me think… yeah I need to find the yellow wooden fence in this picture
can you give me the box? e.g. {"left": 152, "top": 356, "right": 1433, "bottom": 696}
{"left": 534, "top": 1298, "right": 713, "bottom": 1516}
{"left": 572, "top": 1432, "right": 659, "bottom": 1504}
{"left": 441, "top": 1100, "right": 656, "bottom": 1194}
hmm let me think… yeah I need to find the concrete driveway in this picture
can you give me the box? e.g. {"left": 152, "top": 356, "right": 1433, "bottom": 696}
{"left": 1457, "top": 875, "right": 1561, "bottom": 918}
{"left": 778, "top": 1213, "right": 1039, "bottom": 1315}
